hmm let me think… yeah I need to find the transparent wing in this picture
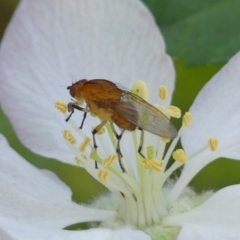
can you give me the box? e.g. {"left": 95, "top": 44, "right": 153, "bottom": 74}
{"left": 113, "top": 91, "right": 177, "bottom": 139}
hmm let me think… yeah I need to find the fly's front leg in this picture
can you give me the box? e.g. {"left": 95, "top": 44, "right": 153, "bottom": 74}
{"left": 66, "top": 102, "right": 90, "bottom": 129}
{"left": 110, "top": 123, "right": 126, "bottom": 172}
{"left": 80, "top": 112, "right": 87, "bottom": 129}
{"left": 138, "top": 127, "right": 146, "bottom": 158}
{"left": 92, "top": 120, "right": 108, "bottom": 169}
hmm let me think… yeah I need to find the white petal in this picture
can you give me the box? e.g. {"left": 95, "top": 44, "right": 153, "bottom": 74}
{"left": 176, "top": 225, "right": 240, "bottom": 240}
{"left": 169, "top": 150, "right": 220, "bottom": 202}
{"left": 113, "top": 228, "right": 151, "bottom": 240}
{"left": 0, "top": 134, "right": 115, "bottom": 231}
{"left": 174, "top": 51, "right": 240, "bottom": 197}
{"left": 182, "top": 51, "right": 240, "bottom": 159}
{"left": 0, "top": 222, "right": 113, "bottom": 240}
{"left": 0, "top": 222, "right": 150, "bottom": 240}
{"left": 0, "top": 0, "right": 174, "bottom": 163}
{"left": 164, "top": 185, "right": 240, "bottom": 240}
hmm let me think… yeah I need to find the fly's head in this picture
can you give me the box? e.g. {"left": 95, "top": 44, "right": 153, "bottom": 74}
{"left": 67, "top": 79, "right": 88, "bottom": 105}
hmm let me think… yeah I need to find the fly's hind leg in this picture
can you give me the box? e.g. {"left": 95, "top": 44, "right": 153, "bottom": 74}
{"left": 138, "top": 127, "right": 146, "bottom": 158}
{"left": 92, "top": 120, "right": 108, "bottom": 169}
{"left": 110, "top": 123, "right": 126, "bottom": 172}
{"left": 116, "top": 129, "right": 125, "bottom": 160}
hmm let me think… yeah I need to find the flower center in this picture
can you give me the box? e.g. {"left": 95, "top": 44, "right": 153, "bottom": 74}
{"left": 55, "top": 81, "right": 219, "bottom": 228}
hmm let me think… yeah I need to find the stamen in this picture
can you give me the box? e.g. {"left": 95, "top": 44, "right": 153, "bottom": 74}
{"left": 208, "top": 138, "right": 219, "bottom": 151}
{"left": 79, "top": 137, "right": 91, "bottom": 152}
{"left": 103, "top": 155, "right": 117, "bottom": 167}
{"left": 142, "top": 159, "right": 152, "bottom": 169}
{"left": 55, "top": 101, "right": 67, "bottom": 113}
{"left": 167, "top": 106, "right": 181, "bottom": 118}
{"left": 90, "top": 150, "right": 103, "bottom": 164}
{"left": 182, "top": 112, "right": 192, "bottom": 127}
{"left": 98, "top": 170, "right": 110, "bottom": 183}
{"left": 142, "top": 159, "right": 162, "bottom": 172}
{"left": 146, "top": 146, "right": 155, "bottom": 160}
{"left": 62, "top": 130, "right": 76, "bottom": 144}
{"left": 131, "top": 80, "right": 149, "bottom": 100}
{"left": 172, "top": 149, "right": 187, "bottom": 163}
{"left": 158, "top": 86, "right": 168, "bottom": 100}
{"left": 150, "top": 160, "right": 162, "bottom": 172}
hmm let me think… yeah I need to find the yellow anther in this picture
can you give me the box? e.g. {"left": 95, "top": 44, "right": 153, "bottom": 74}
{"left": 92, "top": 126, "right": 105, "bottom": 135}
{"left": 98, "top": 170, "right": 109, "bottom": 183}
{"left": 150, "top": 160, "right": 162, "bottom": 172}
{"left": 131, "top": 80, "right": 149, "bottom": 100}
{"left": 142, "top": 159, "right": 152, "bottom": 169}
{"left": 62, "top": 130, "right": 76, "bottom": 144}
{"left": 167, "top": 106, "right": 181, "bottom": 118}
{"left": 75, "top": 157, "right": 82, "bottom": 166}
{"left": 162, "top": 137, "right": 170, "bottom": 143}
{"left": 208, "top": 138, "right": 219, "bottom": 151}
{"left": 159, "top": 86, "right": 168, "bottom": 100}
{"left": 79, "top": 137, "right": 91, "bottom": 152}
{"left": 146, "top": 146, "right": 155, "bottom": 160}
{"left": 55, "top": 101, "right": 67, "bottom": 113}
{"left": 172, "top": 149, "right": 188, "bottom": 163}
{"left": 103, "top": 155, "right": 117, "bottom": 167}
{"left": 182, "top": 112, "right": 192, "bottom": 127}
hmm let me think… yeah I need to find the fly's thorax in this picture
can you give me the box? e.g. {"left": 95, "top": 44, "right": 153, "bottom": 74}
{"left": 78, "top": 79, "right": 124, "bottom": 122}
{"left": 81, "top": 79, "right": 122, "bottom": 103}
{"left": 88, "top": 101, "right": 113, "bottom": 121}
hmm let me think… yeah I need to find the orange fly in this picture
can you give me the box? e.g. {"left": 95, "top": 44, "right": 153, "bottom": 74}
{"left": 66, "top": 79, "right": 177, "bottom": 172}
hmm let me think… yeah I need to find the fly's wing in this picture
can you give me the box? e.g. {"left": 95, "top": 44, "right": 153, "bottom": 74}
{"left": 113, "top": 91, "right": 177, "bottom": 139}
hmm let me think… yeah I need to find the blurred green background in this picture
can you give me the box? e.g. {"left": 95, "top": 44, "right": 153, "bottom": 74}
{"left": 1, "top": 0, "right": 240, "bottom": 205}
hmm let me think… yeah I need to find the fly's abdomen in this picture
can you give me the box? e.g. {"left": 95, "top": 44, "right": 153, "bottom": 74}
{"left": 111, "top": 114, "right": 136, "bottom": 131}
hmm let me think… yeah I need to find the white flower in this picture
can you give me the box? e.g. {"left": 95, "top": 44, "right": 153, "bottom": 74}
{"left": 1, "top": 0, "right": 240, "bottom": 239}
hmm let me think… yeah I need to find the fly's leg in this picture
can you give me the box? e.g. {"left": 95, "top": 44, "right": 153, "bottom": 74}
{"left": 138, "top": 128, "right": 146, "bottom": 158}
{"left": 92, "top": 120, "right": 108, "bottom": 149}
{"left": 116, "top": 129, "right": 125, "bottom": 159}
{"left": 110, "top": 124, "right": 123, "bottom": 157}
{"left": 110, "top": 123, "right": 126, "bottom": 172}
{"left": 80, "top": 112, "right": 87, "bottom": 129}
{"left": 116, "top": 130, "right": 126, "bottom": 173}
{"left": 92, "top": 120, "right": 108, "bottom": 169}
{"left": 66, "top": 102, "right": 85, "bottom": 121}
{"left": 66, "top": 102, "right": 90, "bottom": 129}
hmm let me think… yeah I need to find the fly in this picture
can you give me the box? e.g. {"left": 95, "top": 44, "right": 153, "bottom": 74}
{"left": 66, "top": 79, "right": 177, "bottom": 172}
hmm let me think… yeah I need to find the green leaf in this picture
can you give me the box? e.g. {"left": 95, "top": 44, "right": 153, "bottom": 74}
{"left": 0, "top": 0, "right": 19, "bottom": 39}
{"left": 143, "top": 0, "right": 240, "bottom": 65}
